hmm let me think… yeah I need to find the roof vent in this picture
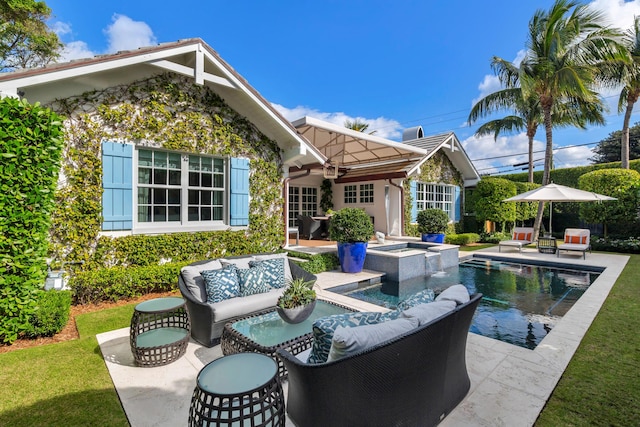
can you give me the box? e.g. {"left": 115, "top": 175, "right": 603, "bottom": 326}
{"left": 402, "top": 126, "right": 423, "bottom": 141}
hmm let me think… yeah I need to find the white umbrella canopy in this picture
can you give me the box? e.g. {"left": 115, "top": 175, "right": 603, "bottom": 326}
{"left": 503, "top": 183, "right": 616, "bottom": 234}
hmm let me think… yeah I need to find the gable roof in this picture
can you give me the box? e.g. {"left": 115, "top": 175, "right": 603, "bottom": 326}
{"left": 0, "top": 38, "right": 326, "bottom": 167}
{"left": 404, "top": 132, "right": 480, "bottom": 186}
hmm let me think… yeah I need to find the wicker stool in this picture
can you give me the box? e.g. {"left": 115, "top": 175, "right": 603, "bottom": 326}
{"left": 130, "top": 297, "right": 190, "bottom": 367}
{"left": 189, "top": 353, "right": 285, "bottom": 427}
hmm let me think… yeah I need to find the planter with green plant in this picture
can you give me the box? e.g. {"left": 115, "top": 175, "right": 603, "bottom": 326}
{"left": 417, "top": 208, "right": 450, "bottom": 243}
{"left": 276, "top": 277, "right": 317, "bottom": 324}
{"left": 328, "top": 207, "right": 374, "bottom": 273}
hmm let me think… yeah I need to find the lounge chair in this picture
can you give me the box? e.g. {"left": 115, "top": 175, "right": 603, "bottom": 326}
{"left": 498, "top": 227, "right": 534, "bottom": 253}
{"left": 557, "top": 228, "right": 590, "bottom": 259}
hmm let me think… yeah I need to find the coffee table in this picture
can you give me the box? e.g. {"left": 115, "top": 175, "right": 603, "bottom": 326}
{"left": 221, "top": 300, "right": 354, "bottom": 378}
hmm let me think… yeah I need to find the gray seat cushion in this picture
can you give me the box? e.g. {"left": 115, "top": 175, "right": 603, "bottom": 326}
{"left": 180, "top": 259, "right": 223, "bottom": 303}
{"left": 401, "top": 300, "right": 456, "bottom": 326}
{"left": 211, "top": 288, "right": 284, "bottom": 322}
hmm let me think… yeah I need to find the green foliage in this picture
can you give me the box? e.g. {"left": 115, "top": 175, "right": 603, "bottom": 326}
{"left": 0, "top": 0, "right": 62, "bottom": 71}
{"left": 479, "top": 231, "right": 512, "bottom": 243}
{"left": 24, "top": 290, "right": 72, "bottom": 338}
{"left": 48, "top": 73, "right": 284, "bottom": 269}
{"left": 0, "top": 97, "right": 64, "bottom": 343}
{"left": 416, "top": 208, "right": 450, "bottom": 234}
{"left": 277, "top": 277, "right": 316, "bottom": 309}
{"left": 445, "top": 233, "right": 480, "bottom": 245}
{"left": 414, "top": 151, "right": 463, "bottom": 187}
{"left": 591, "top": 121, "right": 640, "bottom": 164}
{"left": 473, "top": 178, "right": 516, "bottom": 227}
{"left": 328, "top": 207, "right": 375, "bottom": 243}
{"left": 69, "top": 262, "right": 185, "bottom": 304}
{"left": 578, "top": 169, "right": 640, "bottom": 235}
{"left": 287, "top": 251, "right": 339, "bottom": 274}
{"left": 513, "top": 182, "right": 539, "bottom": 223}
{"left": 403, "top": 180, "right": 415, "bottom": 235}
{"left": 319, "top": 179, "right": 334, "bottom": 213}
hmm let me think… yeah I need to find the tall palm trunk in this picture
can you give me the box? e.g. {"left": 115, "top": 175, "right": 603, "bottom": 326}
{"left": 527, "top": 130, "right": 535, "bottom": 183}
{"left": 622, "top": 98, "right": 635, "bottom": 169}
{"left": 533, "top": 102, "right": 554, "bottom": 239}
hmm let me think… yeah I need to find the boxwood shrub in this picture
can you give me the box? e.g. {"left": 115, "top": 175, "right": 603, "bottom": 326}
{"left": 24, "top": 290, "right": 72, "bottom": 338}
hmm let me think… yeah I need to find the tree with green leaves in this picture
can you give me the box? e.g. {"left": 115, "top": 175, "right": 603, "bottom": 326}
{"left": 591, "top": 121, "right": 640, "bottom": 163}
{"left": 344, "top": 118, "right": 377, "bottom": 135}
{"left": 616, "top": 16, "right": 640, "bottom": 169}
{"left": 493, "top": 0, "right": 627, "bottom": 238}
{"left": 0, "top": 0, "right": 62, "bottom": 71}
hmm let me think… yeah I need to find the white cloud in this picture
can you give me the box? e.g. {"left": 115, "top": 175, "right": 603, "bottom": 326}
{"left": 272, "top": 103, "right": 404, "bottom": 140}
{"left": 104, "top": 14, "right": 157, "bottom": 53}
{"left": 51, "top": 21, "right": 72, "bottom": 36}
{"left": 588, "top": 0, "right": 640, "bottom": 28}
{"left": 60, "top": 41, "right": 96, "bottom": 62}
{"left": 554, "top": 145, "right": 596, "bottom": 169}
{"left": 461, "top": 132, "right": 546, "bottom": 175}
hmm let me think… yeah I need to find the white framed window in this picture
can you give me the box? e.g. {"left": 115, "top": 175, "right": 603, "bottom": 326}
{"left": 344, "top": 185, "right": 357, "bottom": 204}
{"left": 289, "top": 186, "right": 318, "bottom": 227}
{"left": 135, "top": 148, "right": 226, "bottom": 231}
{"left": 359, "top": 183, "right": 374, "bottom": 203}
{"left": 416, "top": 183, "right": 455, "bottom": 220}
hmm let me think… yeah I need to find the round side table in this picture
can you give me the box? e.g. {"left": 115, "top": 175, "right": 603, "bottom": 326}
{"left": 189, "top": 353, "right": 285, "bottom": 427}
{"left": 130, "top": 297, "right": 190, "bottom": 367}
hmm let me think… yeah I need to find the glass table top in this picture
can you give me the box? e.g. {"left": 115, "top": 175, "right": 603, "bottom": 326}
{"left": 231, "top": 300, "right": 352, "bottom": 347}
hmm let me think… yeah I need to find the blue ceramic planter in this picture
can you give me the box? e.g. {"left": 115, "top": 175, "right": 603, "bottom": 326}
{"left": 337, "top": 242, "right": 368, "bottom": 273}
{"left": 421, "top": 233, "right": 445, "bottom": 243}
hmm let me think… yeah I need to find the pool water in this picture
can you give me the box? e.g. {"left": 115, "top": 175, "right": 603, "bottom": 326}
{"left": 329, "top": 257, "right": 602, "bottom": 350}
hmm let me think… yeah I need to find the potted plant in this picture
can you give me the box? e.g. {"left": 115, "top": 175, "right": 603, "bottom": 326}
{"left": 417, "top": 208, "right": 449, "bottom": 243}
{"left": 276, "top": 277, "right": 317, "bottom": 324}
{"left": 328, "top": 207, "right": 374, "bottom": 273}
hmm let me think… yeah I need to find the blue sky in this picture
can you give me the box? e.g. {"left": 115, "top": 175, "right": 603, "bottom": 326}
{"left": 45, "top": 0, "right": 640, "bottom": 175}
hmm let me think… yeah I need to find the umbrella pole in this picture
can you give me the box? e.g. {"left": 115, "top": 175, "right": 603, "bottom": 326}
{"left": 549, "top": 201, "right": 553, "bottom": 236}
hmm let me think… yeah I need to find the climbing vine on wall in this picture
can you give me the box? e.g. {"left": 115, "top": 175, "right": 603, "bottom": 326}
{"left": 47, "top": 73, "right": 284, "bottom": 269}
{"left": 415, "top": 151, "right": 463, "bottom": 187}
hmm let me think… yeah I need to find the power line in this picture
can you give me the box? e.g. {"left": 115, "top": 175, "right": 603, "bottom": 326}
{"left": 470, "top": 141, "right": 598, "bottom": 162}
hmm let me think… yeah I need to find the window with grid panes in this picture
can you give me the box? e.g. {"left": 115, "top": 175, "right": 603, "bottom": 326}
{"left": 344, "top": 185, "right": 357, "bottom": 204}
{"left": 288, "top": 186, "right": 318, "bottom": 227}
{"left": 136, "top": 148, "right": 225, "bottom": 226}
{"left": 359, "top": 183, "right": 374, "bottom": 203}
{"left": 415, "top": 182, "right": 455, "bottom": 220}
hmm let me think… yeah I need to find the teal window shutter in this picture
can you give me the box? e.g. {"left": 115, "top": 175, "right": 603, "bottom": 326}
{"left": 410, "top": 180, "right": 418, "bottom": 222}
{"left": 454, "top": 186, "right": 461, "bottom": 221}
{"left": 102, "top": 142, "right": 133, "bottom": 230}
{"left": 230, "top": 158, "right": 249, "bottom": 226}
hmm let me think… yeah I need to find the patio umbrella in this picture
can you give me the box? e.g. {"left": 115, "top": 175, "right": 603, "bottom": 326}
{"left": 503, "top": 183, "right": 616, "bottom": 234}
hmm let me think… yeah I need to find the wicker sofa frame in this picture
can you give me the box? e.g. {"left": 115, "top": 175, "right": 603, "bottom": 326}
{"left": 178, "top": 254, "right": 317, "bottom": 347}
{"left": 277, "top": 293, "right": 482, "bottom": 427}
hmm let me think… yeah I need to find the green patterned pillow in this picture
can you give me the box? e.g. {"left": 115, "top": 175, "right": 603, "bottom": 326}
{"left": 396, "top": 289, "right": 435, "bottom": 311}
{"left": 202, "top": 265, "right": 240, "bottom": 303}
{"left": 238, "top": 265, "right": 272, "bottom": 296}
{"left": 307, "top": 311, "right": 384, "bottom": 364}
{"left": 249, "top": 258, "right": 285, "bottom": 289}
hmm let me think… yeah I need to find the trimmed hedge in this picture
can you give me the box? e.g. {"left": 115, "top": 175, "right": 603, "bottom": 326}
{"left": 286, "top": 251, "right": 340, "bottom": 274}
{"left": 445, "top": 233, "right": 480, "bottom": 245}
{"left": 24, "top": 290, "right": 72, "bottom": 338}
{"left": 0, "top": 97, "right": 64, "bottom": 343}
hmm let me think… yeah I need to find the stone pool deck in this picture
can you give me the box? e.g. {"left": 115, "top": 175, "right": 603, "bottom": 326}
{"left": 97, "top": 246, "right": 628, "bottom": 426}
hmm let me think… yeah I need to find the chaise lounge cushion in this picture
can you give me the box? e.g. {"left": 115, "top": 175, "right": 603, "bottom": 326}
{"left": 180, "top": 259, "right": 223, "bottom": 303}
{"left": 202, "top": 265, "right": 240, "bottom": 303}
{"left": 327, "top": 316, "right": 420, "bottom": 362}
{"left": 436, "top": 284, "right": 471, "bottom": 305}
{"left": 401, "top": 300, "right": 456, "bottom": 325}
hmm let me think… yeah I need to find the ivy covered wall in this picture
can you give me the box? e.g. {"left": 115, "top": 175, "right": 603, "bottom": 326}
{"left": 47, "top": 73, "right": 284, "bottom": 269}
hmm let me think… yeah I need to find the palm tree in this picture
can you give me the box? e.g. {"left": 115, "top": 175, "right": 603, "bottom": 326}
{"left": 494, "top": 0, "right": 626, "bottom": 237}
{"left": 617, "top": 16, "right": 640, "bottom": 169}
{"left": 344, "top": 119, "right": 377, "bottom": 135}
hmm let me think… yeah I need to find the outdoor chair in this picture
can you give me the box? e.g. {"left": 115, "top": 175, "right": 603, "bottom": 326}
{"left": 297, "top": 215, "right": 323, "bottom": 240}
{"left": 498, "top": 227, "right": 534, "bottom": 253}
{"left": 557, "top": 228, "right": 590, "bottom": 259}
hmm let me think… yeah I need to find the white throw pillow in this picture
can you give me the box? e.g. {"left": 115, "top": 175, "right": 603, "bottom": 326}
{"left": 327, "top": 316, "right": 419, "bottom": 362}
{"left": 400, "top": 300, "right": 456, "bottom": 326}
{"left": 435, "top": 284, "right": 470, "bottom": 305}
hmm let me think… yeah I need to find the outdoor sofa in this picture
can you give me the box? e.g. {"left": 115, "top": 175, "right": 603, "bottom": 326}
{"left": 277, "top": 290, "right": 482, "bottom": 427}
{"left": 178, "top": 253, "right": 316, "bottom": 347}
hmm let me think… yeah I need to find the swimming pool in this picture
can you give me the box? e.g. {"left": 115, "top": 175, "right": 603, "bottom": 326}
{"left": 328, "top": 256, "right": 603, "bottom": 349}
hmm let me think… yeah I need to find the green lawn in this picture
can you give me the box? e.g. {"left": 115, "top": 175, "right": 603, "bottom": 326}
{"left": 0, "top": 254, "right": 638, "bottom": 426}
